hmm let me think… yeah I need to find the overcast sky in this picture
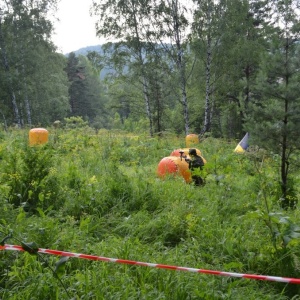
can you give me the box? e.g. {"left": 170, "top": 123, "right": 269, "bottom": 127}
{"left": 52, "top": 0, "right": 102, "bottom": 54}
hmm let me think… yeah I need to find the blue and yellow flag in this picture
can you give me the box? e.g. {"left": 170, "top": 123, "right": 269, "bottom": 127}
{"left": 234, "top": 132, "right": 249, "bottom": 153}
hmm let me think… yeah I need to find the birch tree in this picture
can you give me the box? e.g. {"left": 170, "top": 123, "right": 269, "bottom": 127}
{"left": 191, "top": 0, "right": 226, "bottom": 135}
{"left": 0, "top": 0, "right": 68, "bottom": 127}
{"left": 149, "top": 0, "right": 193, "bottom": 135}
{"left": 92, "top": 0, "right": 154, "bottom": 136}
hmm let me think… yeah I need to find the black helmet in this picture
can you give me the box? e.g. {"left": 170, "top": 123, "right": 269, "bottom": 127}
{"left": 188, "top": 148, "right": 197, "bottom": 156}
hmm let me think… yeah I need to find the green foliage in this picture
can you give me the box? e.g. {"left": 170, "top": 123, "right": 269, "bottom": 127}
{"left": 1, "top": 139, "right": 63, "bottom": 213}
{"left": 1, "top": 129, "right": 300, "bottom": 299}
{"left": 0, "top": 0, "right": 70, "bottom": 127}
{"left": 64, "top": 53, "right": 109, "bottom": 126}
{"left": 54, "top": 257, "right": 69, "bottom": 279}
{"left": 64, "top": 116, "right": 89, "bottom": 129}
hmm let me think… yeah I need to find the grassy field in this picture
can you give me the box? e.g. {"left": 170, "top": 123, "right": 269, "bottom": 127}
{"left": 1, "top": 127, "right": 300, "bottom": 299}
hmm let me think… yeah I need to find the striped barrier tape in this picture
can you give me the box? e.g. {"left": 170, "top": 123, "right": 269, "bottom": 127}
{"left": 1, "top": 244, "right": 300, "bottom": 284}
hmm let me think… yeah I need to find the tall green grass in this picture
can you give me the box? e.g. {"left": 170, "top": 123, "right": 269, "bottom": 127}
{"left": 0, "top": 128, "right": 300, "bottom": 299}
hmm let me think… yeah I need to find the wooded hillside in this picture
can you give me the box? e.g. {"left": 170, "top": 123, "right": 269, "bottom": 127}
{"left": 1, "top": 0, "right": 299, "bottom": 138}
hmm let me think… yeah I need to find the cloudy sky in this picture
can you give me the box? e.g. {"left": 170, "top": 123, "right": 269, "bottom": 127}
{"left": 52, "top": 0, "right": 102, "bottom": 54}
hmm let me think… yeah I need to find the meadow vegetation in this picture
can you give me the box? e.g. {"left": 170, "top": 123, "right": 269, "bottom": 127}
{"left": 1, "top": 125, "right": 300, "bottom": 299}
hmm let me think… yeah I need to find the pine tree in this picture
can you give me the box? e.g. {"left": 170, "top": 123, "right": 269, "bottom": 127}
{"left": 245, "top": 0, "right": 300, "bottom": 209}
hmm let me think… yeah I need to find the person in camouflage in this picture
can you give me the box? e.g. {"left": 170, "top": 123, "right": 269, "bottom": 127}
{"left": 186, "top": 148, "right": 205, "bottom": 186}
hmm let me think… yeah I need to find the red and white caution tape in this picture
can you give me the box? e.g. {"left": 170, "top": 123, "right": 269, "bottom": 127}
{"left": 1, "top": 244, "right": 300, "bottom": 284}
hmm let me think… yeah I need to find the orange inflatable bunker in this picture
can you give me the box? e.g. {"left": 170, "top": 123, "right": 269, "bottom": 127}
{"left": 29, "top": 128, "right": 49, "bottom": 146}
{"left": 170, "top": 148, "right": 207, "bottom": 164}
{"left": 157, "top": 156, "right": 192, "bottom": 183}
{"left": 185, "top": 134, "right": 199, "bottom": 147}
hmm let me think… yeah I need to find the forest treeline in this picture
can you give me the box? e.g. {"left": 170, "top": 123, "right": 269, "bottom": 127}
{"left": 1, "top": 0, "right": 300, "bottom": 202}
{"left": 0, "top": 0, "right": 299, "bottom": 137}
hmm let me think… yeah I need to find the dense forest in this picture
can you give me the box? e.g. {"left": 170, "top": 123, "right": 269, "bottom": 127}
{"left": 1, "top": 0, "right": 299, "bottom": 137}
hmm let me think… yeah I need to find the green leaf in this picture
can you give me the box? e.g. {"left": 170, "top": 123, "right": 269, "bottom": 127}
{"left": 282, "top": 224, "right": 300, "bottom": 246}
{"left": 21, "top": 241, "right": 39, "bottom": 254}
{"left": 286, "top": 225, "right": 300, "bottom": 238}
{"left": 278, "top": 216, "right": 290, "bottom": 224}
{"left": 36, "top": 207, "right": 45, "bottom": 218}
{"left": 38, "top": 193, "right": 45, "bottom": 203}
{"left": 283, "top": 235, "right": 291, "bottom": 246}
{"left": 223, "top": 261, "right": 243, "bottom": 270}
{"left": 54, "top": 256, "right": 69, "bottom": 279}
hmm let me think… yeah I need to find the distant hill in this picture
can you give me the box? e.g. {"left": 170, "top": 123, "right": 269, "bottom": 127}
{"left": 65, "top": 45, "right": 113, "bottom": 80}
{"left": 65, "top": 42, "right": 171, "bottom": 80}
{"left": 65, "top": 45, "right": 104, "bottom": 56}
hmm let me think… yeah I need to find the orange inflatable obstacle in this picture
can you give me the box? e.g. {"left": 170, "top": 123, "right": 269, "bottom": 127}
{"left": 29, "top": 128, "right": 49, "bottom": 146}
{"left": 185, "top": 134, "right": 199, "bottom": 147}
{"left": 170, "top": 148, "right": 207, "bottom": 164}
{"left": 157, "top": 156, "right": 192, "bottom": 183}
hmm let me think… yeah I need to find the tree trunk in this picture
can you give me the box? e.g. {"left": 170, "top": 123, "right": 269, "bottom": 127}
{"left": 0, "top": 110, "right": 8, "bottom": 131}
{"left": 172, "top": 1, "right": 189, "bottom": 135}
{"left": 179, "top": 64, "right": 189, "bottom": 136}
{"left": 131, "top": 0, "right": 153, "bottom": 137}
{"left": 142, "top": 75, "right": 153, "bottom": 137}
{"left": 154, "top": 76, "right": 162, "bottom": 134}
{"left": 280, "top": 34, "right": 290, "bottom": 209}
{"left": 202, "top": 32, "right": 212, "bottom": 135}
{"left": 20, "top": 47, "right": 32, "bottom": 127}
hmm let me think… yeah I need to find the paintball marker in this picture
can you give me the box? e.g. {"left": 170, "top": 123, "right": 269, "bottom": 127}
{"left": 179, "top": 150, "right": 184, "bottom": 161}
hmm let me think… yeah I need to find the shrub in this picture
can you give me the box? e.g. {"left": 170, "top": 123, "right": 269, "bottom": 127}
{"left": 2, "top": 142, "right": 62, "bottom": 213}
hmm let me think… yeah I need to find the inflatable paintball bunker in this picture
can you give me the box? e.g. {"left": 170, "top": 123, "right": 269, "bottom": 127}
{"left": 157, "top": 156, "right": 192, "bottom": 183}
{"left": 29, "top": 128, "right": 49, "bottom": 146}
{"left": 185, "top": 134, "right": 199, "bottom": 147}
{"left": 234, "top": 132, "right": 249, "bottom": 153}
{"left": 170, "top": 148, "right": 207, "bottom": 164}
